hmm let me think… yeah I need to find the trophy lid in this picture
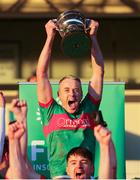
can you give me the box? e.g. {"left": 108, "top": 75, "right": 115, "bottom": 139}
{"left": 57, "top": 10, "right": 86, "bottom": 35}
{"left": 57, "top": 10, "right": 85, "bottom": 23}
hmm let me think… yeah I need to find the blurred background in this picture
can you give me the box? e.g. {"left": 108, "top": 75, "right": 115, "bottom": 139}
{"left": 0, "top": 0, "right": 140, "bottom": 178}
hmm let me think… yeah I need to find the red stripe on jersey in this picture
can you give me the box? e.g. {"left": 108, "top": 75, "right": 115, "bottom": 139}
{"left": 39, "top": 98, "right": 53, "bottom": 108}
{"left": 43, "top": 113, "right": 96, "bottom": 137}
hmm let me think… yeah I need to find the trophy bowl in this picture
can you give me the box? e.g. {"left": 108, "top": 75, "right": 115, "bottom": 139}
{"left": 57, "top": 10, "right": 91, "bottom": 58}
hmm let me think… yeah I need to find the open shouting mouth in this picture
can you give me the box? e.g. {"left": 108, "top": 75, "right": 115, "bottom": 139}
{"left": 68, "top": 100, "right": 78, "bottom": 109}
{"left": 75, "top": 171, "right": 85, "bottom": 179}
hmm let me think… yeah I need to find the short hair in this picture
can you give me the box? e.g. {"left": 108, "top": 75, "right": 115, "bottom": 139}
{"left": 27, "top": 70, "right": 36, "bottom": 82}
{"left": 59, "top": 75, "right": 81, "bottom": 85}
{"left": 66, "top": 147, "right": 93, "bottom": 163}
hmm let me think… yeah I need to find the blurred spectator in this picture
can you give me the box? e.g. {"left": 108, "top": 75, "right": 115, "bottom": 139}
{"left": 0, "top": 92, "right": 6, "bottom": 162}
{"left": 6, "top": 99, "right": 45, "bottom": 179}
{"left": 27, "top": 70, "right": 37, "bottom": 82}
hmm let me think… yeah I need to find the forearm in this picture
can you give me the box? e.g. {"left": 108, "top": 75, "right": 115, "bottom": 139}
{"left": 0, "top": 107, "right": 5, "bottom": 162}
{"left": 37, "top": 36, "right": 54, "bottom": 77}
{"left": 25, "top": 160, "right": 41, "bottom": 179}
{"left": 8, "top": 140, "right": 27, "bottom": 179}
{"left": 20, "top": 118, "right": 27, "bottom": 160}
{"left": 110, "top": 141, "right": 117, "bottom": 179}
{"left": 91, "top": 36, "right": 104, "bottom": 75}
{"left": 88, "top": 36, "right": 104, "bottom": 99}
{"left": 37, "top": 36, "right": 54, "bottom": 103}
{"left": 98, "top": 143, "right": 111, "bottom": 179}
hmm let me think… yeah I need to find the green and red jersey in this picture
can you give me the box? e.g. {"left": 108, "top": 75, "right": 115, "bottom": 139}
{"left": 39, "top": 93, "right": 100, "bottom": 178}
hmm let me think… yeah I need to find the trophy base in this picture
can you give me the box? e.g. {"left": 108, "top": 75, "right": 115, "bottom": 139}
{"left": 61, "top": 32, "right": 91, "bottom": 58}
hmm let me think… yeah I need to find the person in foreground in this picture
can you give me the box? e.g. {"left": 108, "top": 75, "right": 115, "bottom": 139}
{"left": 5, "top": 101, "right": 116, "bottom": 179}
{"left": 66, "top": 125, "right": 117, "bottom": 179}
{"left": 5, "top": 99, "right": 45, "bottom": 179}
{"left": 36, "top": 15, "right": 104, "bottom": 178}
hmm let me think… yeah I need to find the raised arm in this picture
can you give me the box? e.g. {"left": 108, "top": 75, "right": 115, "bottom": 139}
{"left": 10, "top": 99, "right": 27, "bottom": 160}
{"left": 0, "top": 92, "right": 6, "bottom": 162}
{"left": 94, "top": 125, "right": 117, "bottom": 179}
{"left": 37, "top": 20, "right": 57, "bottom": 104}
{"left": 88, "top": 20, "right": 104, "bottom": 100}
{"left": 6, "top": 121, "right": 27, "bottom": 179}
{"left": 6, "top": 105, "right": 44, "bottom": 179}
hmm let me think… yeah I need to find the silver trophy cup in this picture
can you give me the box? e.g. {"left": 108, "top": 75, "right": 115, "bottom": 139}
{"left": 57, "top": 10, "right": 91, "bottom": 58}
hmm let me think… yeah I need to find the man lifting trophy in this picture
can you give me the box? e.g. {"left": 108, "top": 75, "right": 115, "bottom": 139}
{"left": 36, "top": 10, "right": 105, "bottom": 178}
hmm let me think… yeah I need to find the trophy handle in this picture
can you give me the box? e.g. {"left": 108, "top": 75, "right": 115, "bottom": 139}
{"left": 51, "top": 19, "right": 61, "bottom": 32}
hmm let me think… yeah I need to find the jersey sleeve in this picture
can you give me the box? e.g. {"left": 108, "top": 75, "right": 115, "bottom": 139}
{"left": 38, "top": 98, "right": 58, "bottom": 126}
{"left": 81, "top": 93, "right": 101, "bottom": 112}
